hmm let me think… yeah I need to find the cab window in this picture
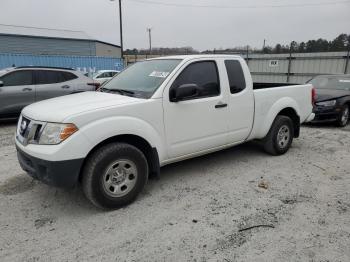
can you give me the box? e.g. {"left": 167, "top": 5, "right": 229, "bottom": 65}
{"left": 225, "top": 60, "right": 246, "bottom": 94}
{"left": 171, "top": 61, "right": 220, "bottom": 99}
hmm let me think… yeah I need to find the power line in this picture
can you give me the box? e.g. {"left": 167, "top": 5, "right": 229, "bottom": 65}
{"left": 0, "top": 23, "right": 84, "bottom": 33}
{"left": 128, "top": 0, "right": 350, "bottom": 9}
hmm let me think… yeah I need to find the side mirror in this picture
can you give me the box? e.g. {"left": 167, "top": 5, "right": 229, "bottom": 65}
{"left": 170, "top": 83, "right": 199, "bottom": 102}
{"left": 0, "top": 81, "right": 3, "bottom": 87}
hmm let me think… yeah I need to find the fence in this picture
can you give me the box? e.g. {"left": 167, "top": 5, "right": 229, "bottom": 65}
{"left": 0, "top": 53, "right": 124, "bottom": 73}
{"left": 125, "top": 54, "right": 161, "bottom": 65}
{"left": 246, "top": 51, "right": 350, "bottom": 84}
{"left": 125, "top": 51, "right": 350, "bottom": 84}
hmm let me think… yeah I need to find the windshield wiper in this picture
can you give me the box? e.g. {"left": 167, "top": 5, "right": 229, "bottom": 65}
{"left": 99, "top": 87, "right": 110, "bottom": 93}
{"left": 100, "top": 88, "right": 135, "bottom": 96}
{"left": 113, "top": 89, "right": 135, "bottom": 95}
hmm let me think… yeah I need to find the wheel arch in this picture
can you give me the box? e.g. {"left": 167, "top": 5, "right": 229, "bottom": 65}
{"left": 79, "top": 134, "right": 160, "bottom": 182}
{"left": 277, "top": 107, "right": 300, "bottom": 138}
{"left": 252, "top": 97, "right": 301, "bottom": 140}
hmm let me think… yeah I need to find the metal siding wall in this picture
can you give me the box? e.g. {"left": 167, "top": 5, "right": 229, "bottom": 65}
{"left": 248, "top": 52, "right": 348, "bottom": 83}
{"left": 251, "top": 74, "right": 286, "bottom": 83}
{"left": 95, "top": 42, "right": 121, "bottom": 58}
{"left": 0, "top": 35, "right": 96, "bottom": 56}
{"left": 0, "top": 53, "right": 124, "bottom": 71}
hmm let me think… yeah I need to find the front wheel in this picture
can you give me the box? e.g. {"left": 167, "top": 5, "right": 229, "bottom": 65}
{"left": 82, "top": 143, "right": 148, "bottom": 209}
{"left": 336, "top": 105, "right": 349, "bottom": 127}
{"left": 263, "top": 115, "right": 294, "bottom": 156}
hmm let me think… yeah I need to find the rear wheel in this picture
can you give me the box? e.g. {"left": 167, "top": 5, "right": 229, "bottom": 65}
{"left": 336, "top": 105, "right": 349, "bottom": 127}
{"left": 82, "top": 143, "right": 148, "bottom": 209}
{"left": 263, "top": 115, "right": 294, "bottom": 156}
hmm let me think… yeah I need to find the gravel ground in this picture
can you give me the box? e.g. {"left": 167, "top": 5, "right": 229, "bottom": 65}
{"left": 0, "top": 121, "right": 349, "bottom": 262}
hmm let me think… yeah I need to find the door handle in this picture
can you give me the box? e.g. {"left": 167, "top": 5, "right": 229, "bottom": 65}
{"left": 61, "top": 85, "right": 70, "bottom": 89}
{"left": 22, "top": 88, "right": 32, "bottom": 91}
{"left": 215, "top": 103, "right": 228, "bottom": 109}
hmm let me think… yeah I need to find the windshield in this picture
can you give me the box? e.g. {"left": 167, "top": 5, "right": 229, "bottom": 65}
{"left": 309, "top": 76, "right": 350, "bottom": 91}
{"left": 102, "top": 59, "right": 182, "bottom": 98}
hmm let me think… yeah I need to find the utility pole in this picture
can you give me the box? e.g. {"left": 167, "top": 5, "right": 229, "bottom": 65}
{"left": 263, "top": 39, "right": 266, "bottom": 53}
{"left": 147, "top": 28, "right": 152, "bottom": 55}
{"left": 287, "top": 41, "right": 294, "bottom": 83}
{"left": 345, "top": 43, "right": 350, "bottom": 74}
{"left": 110, "top": 0, "right": 124, "bottom": 60}
{"left": 119, "top": 0, "right": 124, "bottom": 60}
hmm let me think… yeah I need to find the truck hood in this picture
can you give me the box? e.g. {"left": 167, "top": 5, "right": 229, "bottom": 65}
{"left": 315, "top": 88, "right": 350, "bottom": 102}
{"left": 22, "top": 91, "right": 143, "bottom": 122}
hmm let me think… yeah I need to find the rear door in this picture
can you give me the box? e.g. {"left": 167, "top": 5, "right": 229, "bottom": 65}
{"left": 224, "top": 59, "right": 254, "bottom": 142}
{"left": 34, "top": 70, "right": 74, "bottom": 101}
{"left": 0, "top": 70, "right": 35, "bottom": 116}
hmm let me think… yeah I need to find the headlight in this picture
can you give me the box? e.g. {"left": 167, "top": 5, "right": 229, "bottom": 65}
{"left": 35, "top": 123, "right": 78, "bottom": 145}
{"left": 316, "top": 100, "right": 336, "bottom": 107}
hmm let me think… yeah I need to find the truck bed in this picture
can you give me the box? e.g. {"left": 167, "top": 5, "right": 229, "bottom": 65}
{"left": 253, "top": 82, "right": 298, "bottom": 90}
{"left": 248, "top": 83, "right": 314, "bottom": 140}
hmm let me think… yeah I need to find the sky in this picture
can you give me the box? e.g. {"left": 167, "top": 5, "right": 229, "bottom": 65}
{"left": 1, "top": 0, "right": 349, "bottom": 51}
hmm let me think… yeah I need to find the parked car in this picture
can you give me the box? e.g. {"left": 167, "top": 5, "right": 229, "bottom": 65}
{"left": 308, "top": 74, "right": 350, "bottom": 127}
{"left": 15, "top": 55, "right": 315, "bottom": 209}
{"left": 92, "top": 70, "right": 120, "bottom": 85}
{"left": 0, "top": 66, "right": 99, "bottom": 118}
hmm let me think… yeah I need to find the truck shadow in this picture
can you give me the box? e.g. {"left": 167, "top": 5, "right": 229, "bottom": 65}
{"left": 148, "top": 141, "right": 266, "bottom": 187}
{"left": 20, "top": 141, "right": 266, "bottom": 215}
{"left": 303, "top": 122, "right": 350, "bottom": 132}
{"left": 0, "top": 118, "right": 18, "bottom": 126}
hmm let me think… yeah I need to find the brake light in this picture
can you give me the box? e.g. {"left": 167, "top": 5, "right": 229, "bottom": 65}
{"left": 311, "top": 87, "right": 316, "bottom": 106}
{"left": 88, "top": 82, "right": 101, "bottom": 90}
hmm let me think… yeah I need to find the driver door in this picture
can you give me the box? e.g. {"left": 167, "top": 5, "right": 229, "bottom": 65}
{"left": 163, "top": 60, "right": 229, "bottom": 159}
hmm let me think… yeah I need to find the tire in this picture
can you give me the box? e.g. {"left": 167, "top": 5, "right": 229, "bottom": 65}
{"left": 336, "top": 105, "right": 349, "bottom": 127}
{"left": 263, "top": 115, "right": 294, "bottom": 156}
{"left": 82, "top": 143, "right": 148, "bottom": 209}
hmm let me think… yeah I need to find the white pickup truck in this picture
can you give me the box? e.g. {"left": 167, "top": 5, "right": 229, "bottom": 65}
{"left": 15, "top": 55, "right": 315, "bottom": 209}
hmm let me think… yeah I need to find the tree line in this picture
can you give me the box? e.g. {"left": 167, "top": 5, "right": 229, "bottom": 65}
{"left": 125, "top": 33, "right": 350, "bottom": 55}
{"left": 262, "top": 33, "right": 350, "bottom": 54}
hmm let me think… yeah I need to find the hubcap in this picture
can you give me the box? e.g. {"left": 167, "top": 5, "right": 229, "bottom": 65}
{"left": 277, "top": 125, "right": 290, "bottom": 149}
{"left": 102, "top": 159, "right": 138, "bottom": 197}
{"left": 341, "top": 107, "right": 349, "bottom": 125}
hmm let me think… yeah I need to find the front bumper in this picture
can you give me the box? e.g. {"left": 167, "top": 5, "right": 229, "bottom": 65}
{"left": 16, "top": 146, "right": 84, "bottom": 188}
{"left": 312, "top": 106, "right": 341, "bottom": 123}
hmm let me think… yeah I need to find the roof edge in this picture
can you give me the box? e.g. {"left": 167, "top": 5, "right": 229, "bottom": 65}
{"left": 0, "top": 33, "right": 121, "bottom": 48}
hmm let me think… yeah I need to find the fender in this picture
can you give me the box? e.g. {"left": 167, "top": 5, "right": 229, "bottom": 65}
{"left": 79, "top": 116, "right": 167, "bottom": 162}
{"left": 252, "top": 97, "right": 301, "bottom": 139}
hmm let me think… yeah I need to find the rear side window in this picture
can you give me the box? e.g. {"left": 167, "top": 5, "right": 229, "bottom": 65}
{"left": 0, "top": 70, "right": 33, "bottom": 86}
{"left": 36, "top": 70, "right": 66, "bottom": 85}
{"left": 172, "top": 61, "right": 220, "bottom": 99}
{"left": 62, "top": 72, "right": 78, "bottom": 81}
{"left": 225, "top": 60, "right": 246, "bottom": 94}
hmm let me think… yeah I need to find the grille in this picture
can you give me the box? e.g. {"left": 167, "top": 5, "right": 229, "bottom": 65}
{"left": 17, "top": 116, "right": 45, "bottom": 145}
{"left": 19, "top": 117, "right": 30, "bottom": 137}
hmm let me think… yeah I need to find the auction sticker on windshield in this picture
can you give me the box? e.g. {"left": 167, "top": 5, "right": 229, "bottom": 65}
{"left": 149, "top": 71, "right": 170, "bottom": 78}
